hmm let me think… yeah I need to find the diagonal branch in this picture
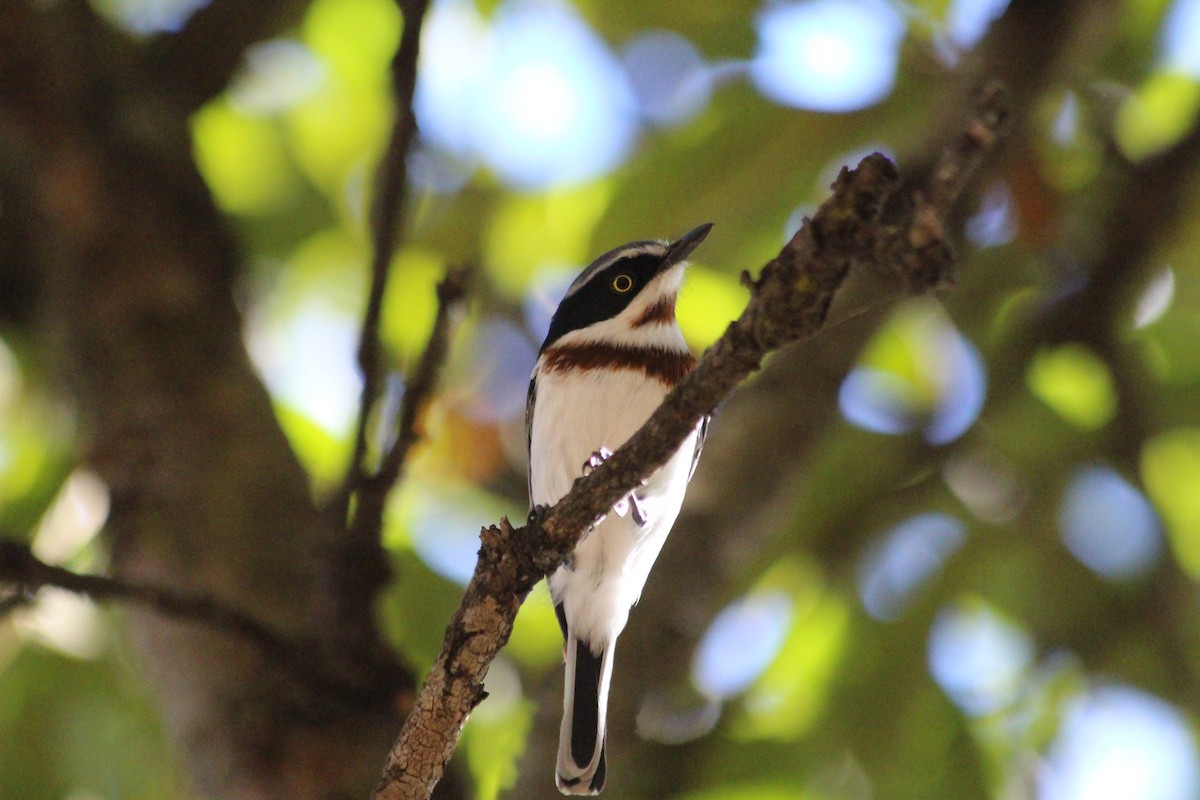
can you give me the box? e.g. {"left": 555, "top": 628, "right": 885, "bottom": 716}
{"left": 0, "top": 538, "right": 412, "bottom": 707}
{"left": 317, "top": 0, "right": 438, "bottom": 654}
{"left": 345, "top": 0, "right": 434, "bottom": 509}
{"left": 377, "top": 268, "right": 471, "bottom": 491}
{"left": 329, "top": 268, "right": 470, "bottom": 629}
{"left": 369, "top": 83, "right": 1011, "bottom": 800}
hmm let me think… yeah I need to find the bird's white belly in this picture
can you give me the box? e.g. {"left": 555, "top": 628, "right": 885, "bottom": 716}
{"left": 530, "top": 366, "right": 698, "bottom": 644}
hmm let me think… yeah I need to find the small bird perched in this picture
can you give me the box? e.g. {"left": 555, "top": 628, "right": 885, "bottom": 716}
{"left": 527, "top": 223, "right": 712, "bottom": 794}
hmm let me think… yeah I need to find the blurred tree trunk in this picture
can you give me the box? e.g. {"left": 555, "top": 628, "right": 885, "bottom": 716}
{"left": 0, "top": 3, "right": 398, "bottom": 798}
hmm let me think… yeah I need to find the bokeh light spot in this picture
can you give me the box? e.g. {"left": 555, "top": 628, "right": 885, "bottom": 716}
{"left": 928, "top": 599, "right": 1033, "bottom": 716}
{"left": 415, "top": 0, "right": 491, "bottom": 157}
{"left": 417, "top": 0, "right": 638, "bottom": 189}
{"left": 858, "top": 513, "right": 965, "bottom": 621}
{"left": 1159, "top": 0, "right": 1200, "bottom": 77}
{"left": 839, "top": 304, "right": 987, "bottom": 445}
{"left": 1134, "top": 266, "right": 1176, "bottom": 329}
{"left": 249, "top": 302, "right": 362, "bottom": 435}
{"left": 453, "top": 319, "right": 537, "bottom": 423}
{"left": 943, "top": 449, "right": 1027, "bottom": 524}
{"left": 751, "top": 0, "right": 905, "bottom": 112}
{"left": 965, "top": 182, "right": 1017, "bottom": 248}
{"left": 229, "top": 39, "right": 326, "bottom": 114}
{"left": 838, "top": 369, "right": 920, "bottom": 435}
{"left": 945, "top": 0, "right": 1012, "bottom": 48}
{"left": 410, "top": 483, "right": 519, "bottom": 584}
{"left": 1059, "top": 465, "right": 1162, "bottom": 580}
{"left": 91, "top": 0, "right": 208, "bottom": 34}
{"left": 1040, "top": 686, "right": 1200, "bottom": 800}
{"left": 622, "top": 30, "right": 712, "bottom": 127}
{"left": 693, "top": 592, "right": 793, "bottom": 699}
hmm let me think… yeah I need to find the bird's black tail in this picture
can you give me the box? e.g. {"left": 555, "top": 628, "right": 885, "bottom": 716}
{"left": 556, "top": 634, "right": 613, "bottom": 795}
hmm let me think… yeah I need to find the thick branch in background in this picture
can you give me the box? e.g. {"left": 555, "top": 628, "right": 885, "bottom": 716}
{"left": 0, "top": 539, "right": 411, "bottom": 705}
{"left": 369, "top": 85, "right": 1010, "bottom": 800}
{"left": 0, "top": 2, "right": 413, "bottom": 798}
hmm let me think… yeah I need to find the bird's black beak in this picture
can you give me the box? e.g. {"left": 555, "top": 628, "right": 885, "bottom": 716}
{"left": 663, "top": 222, "right": 713, "bottom": 267}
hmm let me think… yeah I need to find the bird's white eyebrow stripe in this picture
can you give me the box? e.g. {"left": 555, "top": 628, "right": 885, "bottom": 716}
{"left": 564, "top": 240, "right": 669, "bottom": 298}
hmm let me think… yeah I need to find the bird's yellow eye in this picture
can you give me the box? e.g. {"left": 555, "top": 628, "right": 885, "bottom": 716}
{"left": 612, "top": 274, "right": 634, "bottom": 294}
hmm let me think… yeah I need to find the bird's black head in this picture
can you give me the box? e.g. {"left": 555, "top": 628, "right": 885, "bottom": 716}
{"left": 540, "top": 223, "right": 712, "bottom": 350}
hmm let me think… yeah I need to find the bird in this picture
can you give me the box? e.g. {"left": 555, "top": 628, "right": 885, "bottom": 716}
{"left": 526, "top": 223, "right": 712, "bottom": 794}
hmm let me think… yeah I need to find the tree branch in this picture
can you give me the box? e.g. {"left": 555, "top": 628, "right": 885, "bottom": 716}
{"left": 0, "top": 538, "right": 411, "bottom": 707}
{"left": 326, "top": 268, "right": 469, "bottom": 647}
{"left": 319, "top": 0, "right": 436, "bottom": 652}
{"left": 369, "top": 84, "right": 1011, "bottom": 800}
{"left": 347, "top": 268, "right": 471, "bottom": 532}
{"left": 384, "top": 269, "right": 471, "bottom": 484}
{"left": 345, "top": 0, "right": 433, "bottom": 505}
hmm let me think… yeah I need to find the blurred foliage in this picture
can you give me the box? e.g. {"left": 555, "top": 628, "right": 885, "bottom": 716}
{"left": 4, "top": 0, "right": 1200, "bottom": 798}
{"left": 1026, "top": 344, "right": 1118, "bottom": 430}
{"left": 0, "top": 614, "right": 182, "bottom": 800}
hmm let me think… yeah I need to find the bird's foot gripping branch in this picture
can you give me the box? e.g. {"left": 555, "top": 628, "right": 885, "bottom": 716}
{"left": 370, "top": 81, "right": 1011, "bottom": 800}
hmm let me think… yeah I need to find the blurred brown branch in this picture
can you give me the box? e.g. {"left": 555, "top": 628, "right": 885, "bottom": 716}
{"left": 0, "top": 537, "right": 412, "bottom": 706}
{"left": 327, "top": 0, "right": 438, "bottom": 654}
{"left": 345, "top": 0, "right": 435, "bottom": 502}
{"left": 369, "top": 84, "right": 1010, "bottom": 800}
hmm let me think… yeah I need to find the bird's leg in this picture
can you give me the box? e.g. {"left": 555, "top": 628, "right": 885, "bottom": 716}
{"left": 580, "top": 447, "right": 649, "bottom": 526}
{"left": 629, "top": 494, "right": 648, "bottom": 526}
{"left": 582, "top": 447, "right": 626, "bottom": 514}
{"left": 581, "top": 447, "right": 614, "bottom": 476}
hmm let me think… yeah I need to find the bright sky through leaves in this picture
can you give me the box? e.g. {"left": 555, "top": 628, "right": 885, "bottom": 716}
{"left": 751, "top": 0, "right": 904, "bottom": 112}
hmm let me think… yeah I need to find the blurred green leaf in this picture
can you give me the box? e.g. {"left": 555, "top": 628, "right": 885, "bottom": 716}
{"left": 464, "top": 689, "right": 533, "bottom": 800}
{"left": 1115, "top": 72, "right": 1200, "bottom": 161}
{"left": 381, "top": 549, "right": 465, "bottom": 669}
{"left": 484, "top": 182, "right": 612, "bottom": 297}
{"left": 1026, "top": 344, "right": 1117, "bottom": 430}
{"left": 193, "top": 100, "right": 297, "bottom": 214}
{"left": 303, "top": 0, "right": 400, "bottom": 86}
{"left": 574, "top": 0, "right": 760, "bottom": 58}
{"left": 674, "top": 784, "right": 817, "bottom": 800}
{"left": 381, "top": 246, "right": 446, "bottom": 364}
{"left": 678, "top": 264, "right": 749, "bottom": 349}
{"left": 1140, "top": 428, "right": 1200, "bottom": 579}
{"left": 507, "top": 581, "right": 564, "bottom": 668}
{"left": 272, "top": 402, "right": 350, "bottom": 490}
{"left": 0, "top": 637, "right": 181, "bottom": 800}
{"left": 737, "top": 561, "right": 849, "bottom": 741}
{"left": 285, "top": 0, "right": 399, "bottom": 195}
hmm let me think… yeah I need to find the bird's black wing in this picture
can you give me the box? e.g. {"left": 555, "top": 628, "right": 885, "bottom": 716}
{"left": 525, "top": 374, "right": 537, "bottom": 506}
{"left": 689, "top": 413, "right": 710, "bottom": 482}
